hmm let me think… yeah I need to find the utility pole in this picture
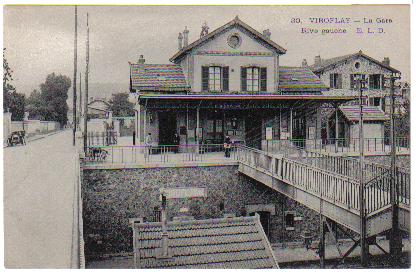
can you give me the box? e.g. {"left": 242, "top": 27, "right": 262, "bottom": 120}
{"left": 357, "top": 75, "right": 368, "bottom": 267}
{"left": 72, "top": 6, "right": 78, "bottom": 146}
{"left": 389, "top": 73, "right": 402, "bottom": 266}
{"left": 79, "top": 72, "right": 82, "bottom": 129}
{"left": 83, "top": 13, "right": 89, "bottom": 152}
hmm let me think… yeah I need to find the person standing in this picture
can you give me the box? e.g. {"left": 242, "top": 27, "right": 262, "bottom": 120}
{"left": 173, "top": 133, "right": 180, "bottom": 153}
{"left": 145, "top": 133, "right": 153, "bottom": 156}
{"left": 224, "top": 135, "right": 231, "bottom": 158}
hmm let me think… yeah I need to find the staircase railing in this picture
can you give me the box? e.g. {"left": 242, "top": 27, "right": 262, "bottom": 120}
{"left": 238, "top": 146, "right": 361, "bottom": 212}
{"left": 237, "top": 145, "right": 410, "bottom": 217}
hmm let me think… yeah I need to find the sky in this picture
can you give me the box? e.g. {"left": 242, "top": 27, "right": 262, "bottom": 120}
{"left": 3, "top": 5, "right": 410, "bottom": 104}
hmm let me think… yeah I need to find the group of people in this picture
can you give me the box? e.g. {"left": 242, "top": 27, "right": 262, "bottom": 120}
{"left": 144, "top": 132, "right": 233, "bottom": 158}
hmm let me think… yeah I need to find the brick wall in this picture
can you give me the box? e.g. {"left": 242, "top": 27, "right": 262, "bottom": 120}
{"left": 82, "top": 166, "right": 321, "bottom": 257}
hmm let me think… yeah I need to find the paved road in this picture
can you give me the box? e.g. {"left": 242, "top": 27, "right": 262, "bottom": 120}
{"left": 4, "top": 130, "right": 78, "bottom": 268}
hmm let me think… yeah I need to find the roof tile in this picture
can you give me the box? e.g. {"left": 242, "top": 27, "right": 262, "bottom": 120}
{"left": 279, "top": 66, "right": 327, "bottom": 92}
{"left": 339, "top": 105, "right": 389, "bottom": 122}
{"left": 132, "top": 215, "right": 279, "bottom": 268}
{"left": 130, "top": 64, "right": 190, "bottom": 91}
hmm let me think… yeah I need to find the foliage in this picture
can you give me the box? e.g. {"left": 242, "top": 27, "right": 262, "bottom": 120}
{"left": 109, "top": 92, "right": 134, "bottom": 117}
{"left": 394, "top": 96, "right": 410, "bottom": 138}
{"left": 26, "top": 73, "right": 71, "bottom": 126}
{"left": 384, "top": 93, "right": 410, "bottom": 139}
{"left": 26, "top": 89, "right": 44, "bottom": 120}
{"left": 3, "top": 48, "right": 25, "bottom": 120}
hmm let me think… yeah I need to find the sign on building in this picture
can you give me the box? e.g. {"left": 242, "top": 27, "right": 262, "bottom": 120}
{"left": 266, "top": 127, "right": 273, "bottom": 140}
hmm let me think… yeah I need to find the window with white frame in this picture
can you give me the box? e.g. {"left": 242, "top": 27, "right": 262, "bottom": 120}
{"left": 246, "top": 67, "right": 260, "bottom": 92}
{"left": 330, "top": 73, "right": 342, "bottom": 89}
{"left": 208, "top": 66, "right": 222, "bottom": 91}
{"left": 369, "top": 74, "right": 383, "bottom": 90}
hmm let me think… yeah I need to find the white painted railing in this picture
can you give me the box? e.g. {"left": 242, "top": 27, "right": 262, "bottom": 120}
{"left": 238, "top": 146, "right": 361, "bottom": 212}
{"left": 237, "top": 145, "right": 410, "bottom": 215}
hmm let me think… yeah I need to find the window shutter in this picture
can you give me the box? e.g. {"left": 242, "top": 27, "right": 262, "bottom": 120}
{"left": 381, "top": 75, "right": 385, "bottom": 90}
{"left": 260, "top": 67, "right": 267, "bottom": 92}
{"left": 222, "top": 66, "right": 229, "bottom": 92}
{"left": 202, "top": 66, "right": 209, "bottom": 92}
{"left": 330, "top": 74, "right": 334, "bottom": 88}
{"left": 337, "top": 74, "right": 343, "bottom": 89}
{"left": 350, "top": 74, "right": 355, "bottom": 89}
{"left": 241, "top": 67, "right": 247, "bottom": 92}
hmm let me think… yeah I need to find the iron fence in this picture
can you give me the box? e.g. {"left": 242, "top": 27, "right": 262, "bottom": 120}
{"left": 84, "top": 143, "right": 239, "bottom": 165}
{"left": 264, "top": 136, "right": 409, "bottom": 154}
{"left": 87, "top": 131, "right": 118, "bottom": 146}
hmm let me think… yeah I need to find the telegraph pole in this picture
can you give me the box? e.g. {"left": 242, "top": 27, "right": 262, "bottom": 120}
{"left": 79, "top": 72, "right": 82, "bottom": 129}
{"left": 83, "top": 13, "right": 89, "bottom": 152}
{"left": 72, "top": 6, "right": 78, "bottom": 145}
{"left": 389, "top": 73, "right": 402, "bottom": 266}
{"left": 357, "top": 75, "right": 368, "bottom": 267}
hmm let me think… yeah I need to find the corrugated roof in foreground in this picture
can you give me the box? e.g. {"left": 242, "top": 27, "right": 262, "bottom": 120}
{"left": 132, "top": 215, "right": 279, "bottom": 269}
{"left": 339, "top": 105, "right": 389, "bottom": 122}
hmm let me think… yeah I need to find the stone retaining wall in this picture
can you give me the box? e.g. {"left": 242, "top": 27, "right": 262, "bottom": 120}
{"left": 82, "top": 166, "right": 322, "bottom": 258}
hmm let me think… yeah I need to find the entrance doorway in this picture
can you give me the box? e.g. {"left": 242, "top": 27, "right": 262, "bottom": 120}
{"left": 206, "top": 111, "right": 224, "bottom": 144}
{"left": 250, "top": 211, "right": 271, "bottom": 238}
{"left": 158, "top": 111, "right": 177, "bottom": 145}
{"left": 293, "top": 113, "right": 306, "bottom": 147}
{"left": 245, "top": 111, "right": 262, "bottom": 149}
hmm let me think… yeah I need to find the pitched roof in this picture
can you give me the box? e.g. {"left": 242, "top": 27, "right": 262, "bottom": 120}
{"left": 309, "top": 51, "right": 400, "bottom": 73}
{"left": 130, "top": 64, "right": 190, "bottom": 92}
{"left": 278, "top": 66, "right": 328, "bottom": 92}
{"left": 132, "top": 215, "right": 279, "bottom": 269}
{"left": 170, "top": 16, "right": 286, "bottom": 63}
{"left": 339, "top": 105, "right": 389, "bottom": 122}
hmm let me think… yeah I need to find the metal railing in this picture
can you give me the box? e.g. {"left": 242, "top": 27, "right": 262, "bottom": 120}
{"left": 238, "top": 146, "right": 361, "bottom": 212}
{"left": 87, "top": 131, "right": 117, "bottom": 146}
{"left": 238, "top": 145, "right": 410, "bottom": 216}
{"left": 84, "top": 143, "right": 239, "bottom": 165}
{"left": 264, "top": 137, "right": 409, "bottom": 154}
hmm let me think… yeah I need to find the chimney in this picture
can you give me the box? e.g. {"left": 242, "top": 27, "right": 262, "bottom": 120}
{"left": 314, "top": 55, "right": 322, "bottom": 65}
{"left": 178, "top": 32, "right": 183, "bottom": 50}
{"left": 302, "top": 59, "right": 308, "bottom": 67}
{"left": 262, "top": 29, "right": 271, "bottom": 39}
{"left": 200, "top": 21, "right": 209, "bottom": 38}
{"left": 382, "top": 57, "right": 390, "bottom": 66}
{"left": 183, "top": 26, "right": 189, "bottom": 47}
{"left": 138, "top": 55, "right": 145, "bottom": 64}
{"left": 158, "top": 194, "right": 171, "bottom": 258}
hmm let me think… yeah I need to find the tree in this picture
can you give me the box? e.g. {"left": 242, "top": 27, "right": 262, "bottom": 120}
{"left": 109, "top": 93, "right": 134, "bottom": 117}
{"left": 40, "top": 73, "right": 71, "bottom": 126}
{"left": 25, "top": 73, "right": 71, "bottom": 126}
{"left": 3, "top": 48, "right": 25, "bottom": 120}
{"left": 26, "top": 89, "right": 44, "bottom": 120}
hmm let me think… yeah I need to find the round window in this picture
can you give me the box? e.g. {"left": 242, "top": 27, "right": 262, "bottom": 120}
{"left": 227, "top": 34, "right": 241, "bottom": 49}
{"left": 355, "top": 62, "right": 360, "bottom": 69}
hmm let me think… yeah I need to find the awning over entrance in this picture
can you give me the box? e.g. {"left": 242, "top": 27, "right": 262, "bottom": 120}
{"left": 137, "top": 93, "right": 357, "bottom": 110}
